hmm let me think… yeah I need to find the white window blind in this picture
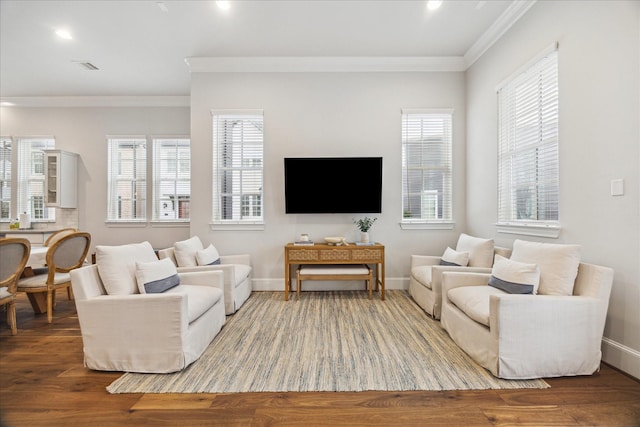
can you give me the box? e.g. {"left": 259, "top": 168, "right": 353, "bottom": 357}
{"left": 401, "top": 110, "right": 453, "bottom": 222}
{"left": 16, "top": 137, "right": 55, "bottom": 221}
{"left": 107, "top": 137, "right": 147, "bottom": 221}
{"left": 152, "top": 137, "right": 190, "bottom": 221}
{"left": 0, "top": 137, "right": 11, "bottom": 220}
{"left": 212, "top": 111, "right": 264, "bottom": 224}
{"left": 498, "top": 48, "right": 559, "bottom": 225}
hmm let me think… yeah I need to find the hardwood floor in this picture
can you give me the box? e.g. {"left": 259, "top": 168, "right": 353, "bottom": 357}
{"left": 1, "top": 293, "right": 639, "bottom": 426}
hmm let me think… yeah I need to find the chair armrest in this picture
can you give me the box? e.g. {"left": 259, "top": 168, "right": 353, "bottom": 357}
{"left": 490, "top": 294, "right": 604, "bottom": 378}
{"left": 431, "top": 266, "right": 492, "bottom": 294}
{"left": 178, "top": 270, "right": 224, "bottom": 292}
{"left": 410, "top": 255, "right": 441, "bottom": 268}
{"left": 220, "top": 254, "right": 250, "bottom": 265}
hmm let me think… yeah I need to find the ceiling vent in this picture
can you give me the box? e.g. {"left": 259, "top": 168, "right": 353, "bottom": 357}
{"left": 72, "top": 61, "right": 99, "bottom": 71}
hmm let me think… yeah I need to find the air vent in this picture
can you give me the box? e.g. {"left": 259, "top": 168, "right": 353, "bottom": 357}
{"left": 72, "top": 61, "right": 99, "bottom": 71}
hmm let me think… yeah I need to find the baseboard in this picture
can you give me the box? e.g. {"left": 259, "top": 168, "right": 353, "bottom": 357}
{"left": 602, "top": 337, "right": 640, "bottom": 380}
{"left": 252, "top": 277, "right": 409, "bottom": 292}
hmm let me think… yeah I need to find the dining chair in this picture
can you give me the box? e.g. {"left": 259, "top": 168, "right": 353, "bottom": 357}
{"left": 0, "top": 238, "right": 31, "bottom": 334}
{"left": 44, "top": 228, "right": 78, "bottom": 247}
{"left": 17, "top": 232, "right": 91, "bottom": 323}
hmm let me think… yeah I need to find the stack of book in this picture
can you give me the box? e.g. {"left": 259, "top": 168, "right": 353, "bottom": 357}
{"left": 294, "top": 240, "right": 314, "bottom": 246}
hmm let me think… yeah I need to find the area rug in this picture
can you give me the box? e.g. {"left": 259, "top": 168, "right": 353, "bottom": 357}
{"left": 107, "top": 291, "right": 549, "bottom": 393}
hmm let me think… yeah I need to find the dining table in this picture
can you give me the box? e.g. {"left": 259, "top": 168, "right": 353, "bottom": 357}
{"left": 21, "top": 245, "right": 52, "bottom": 314}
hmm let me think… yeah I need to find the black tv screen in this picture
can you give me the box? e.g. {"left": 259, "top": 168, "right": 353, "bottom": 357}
{"left": 284, "top": 157, "right": 383, "bottom": 214}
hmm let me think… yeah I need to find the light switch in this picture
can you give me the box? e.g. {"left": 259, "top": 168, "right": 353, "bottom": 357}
{"left": 611, "top": 179, "right": 624, "bottom": 196}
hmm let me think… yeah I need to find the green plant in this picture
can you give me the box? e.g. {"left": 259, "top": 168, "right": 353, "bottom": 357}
{"left": 353, "top": 217, "right": 377, "bottom": 232}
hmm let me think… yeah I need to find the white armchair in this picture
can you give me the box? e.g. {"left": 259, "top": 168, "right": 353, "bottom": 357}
{"left": 158, "top": 236, "right": 252, "bottom": 315}
{"left": 440, "top": 240, "right": 614, "bottom": 379}
{"left": 409, "top": 233, "right": 511, "bottom": 319}
{"left": 70, "top": 241, "right": 226, "bottom": 373}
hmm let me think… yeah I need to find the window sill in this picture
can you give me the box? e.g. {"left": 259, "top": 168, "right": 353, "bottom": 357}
{"left": 150, "top": 221, "right": 190, "bottom": 228}
{"left": 210, "top": 221, "right": 264, "bottom": 231}
{"left": 495, "top": 223, "right": 561, "bottom": 238}
{"left": 399, "top": 221, "right": 455, "bottom": 230}
{"left": 104, "top": 220, "right": 148, "bottom": 228}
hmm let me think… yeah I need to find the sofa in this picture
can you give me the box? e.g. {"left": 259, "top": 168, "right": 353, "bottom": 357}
{"left": 70, "top": 241, "right": 226, "bottom": 373}
{"left": 409, "top": 233, "right": 511, "bottom": 319}
{"left": 440, "top": 239, "right": 614, "bottom": 379}
{"left": 158, "top": 236, "right": 252, "bottom": 315}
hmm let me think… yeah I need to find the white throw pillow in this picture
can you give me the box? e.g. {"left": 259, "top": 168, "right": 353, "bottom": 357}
{"left": 173, "top": 236, "right": 204, "bottom": 267}
{"left": 135, "top": 258, "right": 180, "bottom": 294}
{"left": 96, "top": 241, "right": 158, "bottom": 295}
{"left": 440, "top": 247, "right": 469, "bottom": 267}
{"left": 196, "top": 244, "right": 221, "bottom": 266}
{"left": 455, "top": 233, "right": 495, "bottom": 268}
{"left": 510, "top": 239, "right": 581, "bottom": 296}
{"left": 489, "top": 254, "right": 540, "bottom": 294}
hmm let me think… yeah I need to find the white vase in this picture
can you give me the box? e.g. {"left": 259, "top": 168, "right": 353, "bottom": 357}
{"left": 360, "top": 231, "right": 370, "bottom": 244}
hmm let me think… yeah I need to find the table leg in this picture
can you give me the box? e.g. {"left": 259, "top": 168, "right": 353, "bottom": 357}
{"left": 285, "top": 262, "right": 290, "bottom": 301}
{"left": 26, "top": 292, "right": 47, "bottom": 314}
{"left": 381, "top": 261, "right": 385, "bottom": 300}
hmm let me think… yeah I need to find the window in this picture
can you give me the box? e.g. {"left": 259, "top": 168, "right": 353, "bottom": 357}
{"left": 152, "top": 138, "right": 190, "bottom": 221}
{"left": 107, "top": 137, "right": 147, "bottom": 221}
{"left": 0, "top": 138, "right": 11, "bottom": 220}
{"left": 212, "top": 110, "right": 264, "bottom": 225}
{"left": 497, "top": 47, "right": 559, "bottom": 228}
{"left": 401, "top": 109, "right": 453, "bottom": 224}
{"left": 16, "top": 137, "right": 55, "bottom": 221}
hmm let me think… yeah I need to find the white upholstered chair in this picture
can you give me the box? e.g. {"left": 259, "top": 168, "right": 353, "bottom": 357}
{"left": 409, "top": 233, "right": 511, "bottom": 319}
{"left": 0, "top": 238, "right": 30, "bottom": 334}
{"left": 158, "top": 236, "right": 252, "bottom": 315}
{"left": 70, "top": 241, "right": 226, "bottom": 373}
{"left": 440, "top": 239, "right": 614, "bottom": 379}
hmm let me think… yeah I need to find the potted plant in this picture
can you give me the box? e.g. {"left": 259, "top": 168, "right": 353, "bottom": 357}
{"left": 353, "top": 217, "right": 377, "bottom": 244}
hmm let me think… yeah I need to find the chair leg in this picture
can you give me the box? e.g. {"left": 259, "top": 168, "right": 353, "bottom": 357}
{"left": 47, "top": 290, "right": 53, "bottom": 323}
{"left": 7, "top": 300, "right": 17, "bottom": 335}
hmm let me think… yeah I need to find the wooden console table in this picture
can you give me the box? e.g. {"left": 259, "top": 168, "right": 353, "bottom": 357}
{"left": 284, "top": 243, "right": 385, "bottom": 301}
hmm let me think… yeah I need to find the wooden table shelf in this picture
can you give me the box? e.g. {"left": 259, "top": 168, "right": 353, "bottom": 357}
{"left": 284, "top": 243, "right": 385, "bottom": 301}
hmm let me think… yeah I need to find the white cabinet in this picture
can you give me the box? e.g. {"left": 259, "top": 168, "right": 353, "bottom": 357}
{"left": 45, "top": 150, "right": 78, "bottom": 208}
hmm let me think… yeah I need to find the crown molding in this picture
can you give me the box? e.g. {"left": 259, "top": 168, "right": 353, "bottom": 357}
{"left": 464, "top": 0, "right": 537, "bottom": 69}
{"left": 0, "top": 96, "right": 190, "bottom": 108}
{"left": 185, "top": 56, "right": 467, "bottom": 73}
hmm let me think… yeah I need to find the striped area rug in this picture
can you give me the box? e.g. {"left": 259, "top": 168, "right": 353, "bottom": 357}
{"left": 107, "top": 291, "right": 549, "bottom": 393}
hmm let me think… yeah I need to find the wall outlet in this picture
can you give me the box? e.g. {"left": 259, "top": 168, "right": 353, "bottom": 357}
{"left": 610, "top": 179, "right": 624, "bottom": 196}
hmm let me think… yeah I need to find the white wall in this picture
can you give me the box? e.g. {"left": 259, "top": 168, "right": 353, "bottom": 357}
{"left": 466, "top": 0, "right": 640, "bottom": 377}
{"left": 190, "top": 71, "right": 467, "bottom": 289}
{"left": 0, "top": 106, "right": 191, "bottom": 252}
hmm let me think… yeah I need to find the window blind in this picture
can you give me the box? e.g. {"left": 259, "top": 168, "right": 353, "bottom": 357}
{"left": 401, "top": 110, "right": 453, "bottom": 222}
{"left": 0, "top": 137, "right": 11, "bottom": 220}
{"left": 152, "top": 138, "right": 190, "bottom": 221}
{"left": 212, "top": 111, "right": 264, "bottom": 223}
{"left": 16, "top": 137, "right": 55, "bottom": 221}
{"left": 498, "top": 48, "right": 559, "bottom": 224}
{"left": 107, "top": 137, "right": 147, "bottom": 220}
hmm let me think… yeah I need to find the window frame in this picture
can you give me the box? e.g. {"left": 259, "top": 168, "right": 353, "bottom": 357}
{"left": 400, "top": 109, "right": 454, "bottom": 230}
{"left": 0, "top": 137, "right": 12, "bottom": 221}
{"left": 496, "top": 43, "right": 561, "bottom": 238}
{"left": 211, "top": 109, "right": 265, "bottom": 230}
{"left": 151, "top": 137, "right": 191, "bottom": 222}
{"left": 106, "top": 136, "right": 148, "bottom": 223}
{"left": 16, "top": 137, "right": 56, "bottom": 222}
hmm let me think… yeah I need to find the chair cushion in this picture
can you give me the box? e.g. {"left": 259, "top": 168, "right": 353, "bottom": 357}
{"left": 165, "top": 284, "right": 223, "bottom": 323}
{"left": 96, "top": 241, "right": 157, "bottom": 295}
{"left": 0, "top": 286, "right": 11, "bottom": 299}
{"left": 440, "top": 247, "right": 469, "bottom": 267}
{"left": 196, "top": 244, "right": 221, "bottom": 266}
{"left": 455, "top": 233, "right": 495, "bottom": 268}
{"left": 447, "top": 285, "right": 508, "bottom": 327}
{"left": 135, "top": 258, "right": 180, "bottom": 294}
{"left": 488, "top": 255, "right": 540, "bottom": 295}
{"left": 18, "top": 272, "right": 71, "bottom": 288}
{"left": 174, "top": 236, "right": 204, "bottom": 267}
{"left": 411, "top": 266, "right": 433, "bottom": 289}
{"left": 510, "top": 239, "right": 581, "bottom": 296}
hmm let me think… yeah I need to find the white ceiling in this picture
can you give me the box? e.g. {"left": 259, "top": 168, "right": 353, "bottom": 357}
{"left": 0, "top": 0, "right": 531, "bottom": 99}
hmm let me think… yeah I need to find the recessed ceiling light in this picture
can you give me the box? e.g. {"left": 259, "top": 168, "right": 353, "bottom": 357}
{"left": 157, "top": 2, "right": 169, "bottom": 12}
{"left": 427, "top": 0, "right": 443, "bottom": 11}
{"left": 55, "top": 28, "right": 73, "bottom": 40}
{"left": 216, "top": 1, "right": 231, "bottom": 11}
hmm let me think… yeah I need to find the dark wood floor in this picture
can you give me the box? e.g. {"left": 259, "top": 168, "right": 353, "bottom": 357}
{"left": 1, "top": 293, "right": 639, "bottom": 427}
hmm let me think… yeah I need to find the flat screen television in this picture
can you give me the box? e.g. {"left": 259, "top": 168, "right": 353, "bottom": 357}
{"left": 284, "top": 157, "right": 383, "bottom": 214}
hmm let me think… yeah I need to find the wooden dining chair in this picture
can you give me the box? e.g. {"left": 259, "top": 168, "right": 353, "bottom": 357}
{"left": 17, "top": 232, "right": 91, "bottom": 323}
{"left": 44, "top": 228, "right": 78, "bottom": 247}
{"left": 0, "top": 238, "right": 31, "bottom": 334}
